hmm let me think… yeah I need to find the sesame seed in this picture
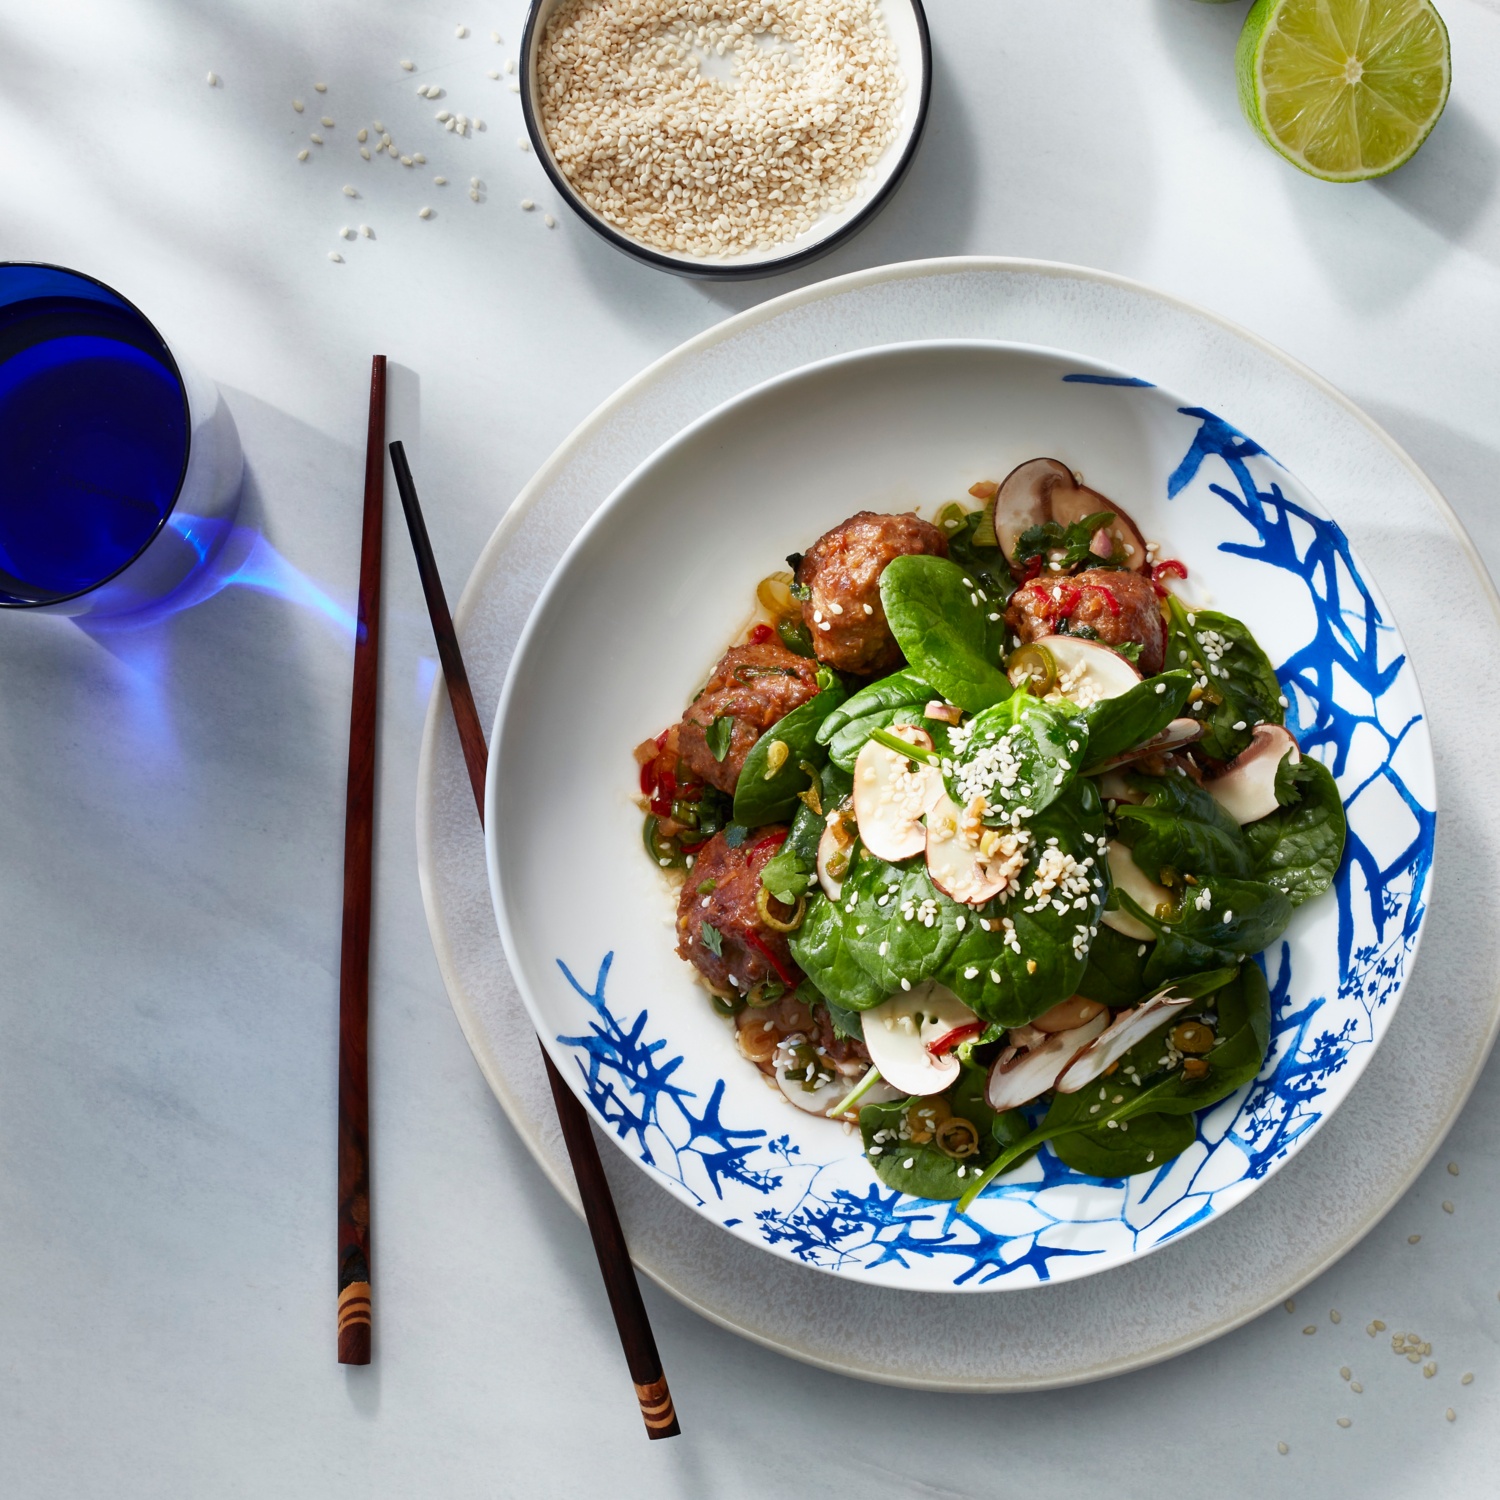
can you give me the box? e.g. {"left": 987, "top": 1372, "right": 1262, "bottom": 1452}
{"left": 469, "top": 188, "right": 480, "bottom": 201}
{"left": 489, "top": 68, "right": 501, "bottom": 79}
{"left": 315, "top": 82, "right": 327, "bottom": 92}
{"left": 359, "top": 147, "right": 370, "bottom": 159}
{"left": 456, "top": 24, "right": 469, "bottom": 37}
{"left": 419, "top": 206, "right": 433, "bottom": 218}
{"left": 357, "top": 127, "right": 368, "bottom": 142}
{"left": 545, "top": 213, "right": 557, "bottom": 227}
{"left": 327, "top": 250, "right": 343, "bottom": 262}
{"left": 1351, "top": 1381, "right": 1362, "bottom": 1393}
{"left": 206, "top": 71, "right": 219, "bottom": 86}
{"left": 360, "top": 224, "right": 373, "bottom": 237}
{"left": 342, "top": 184, "right": 357, "bottom": 197}
{"left": 900, "top": 978, "right": 911, "bottom": 991}
{"left": 294, "top": 99, "right": 304, "bottom": 112}
{"left": 1276, "top": 1442, "right": 1288, "bottom": 1456}
{"left": 1330, "top": 1310, "right": 1341, "bottom": 1324}
{"left": 413, "top": 153, "right": 426, "bottom": 164}
{"left": 373, "top": 120, "right": 385, "bottom": 132}
{"left": 1410, "top": 1234, "right": 1421, "bottom": 1243}
{"left": 903, "top": 1158, "right": 913, "bottom": 1169}
{"left": 400, "top": 59, "right": 415, "bottom": 70}
{"left": 1462, "top": 1372, "right": 1474, "bottom": 1385}
{"left": 1303, "top": 1326, "right": 1316, "bottom": 1335}
{"left": 505, "top": 57, "right": 516, "bottom": 73}
{"left": 339, "top": 226, "right": 354, "bottom": 239}
{"left": 1446, "top": 1409, "right": 1456, "bottom": 1422}
{"left": 321, "top": 116, "right": 335, "bottom": 127}
{"left": 509, "top": 81, "right": 520, "bottom": 92}
{"left": 310, "top": 133, "right": 323, "bottom": 145}
{"left": 1448, "top": 1161, "right": 1459, "bottom": 1176}
{"left": 491, "top": 29, "right": 502, "bottom": 41}
{"left": 1340, "top": 1366, "right": 1351, "bottom": 1380}
{"left": 1336, "top": 1417, "right": 1351, "bottom": 1429}
{"left": 297, "top": 148, "right": 310, "bottom": 161}
{"left": 435, "top": 175, "right": 447, "bottom": 184}
{"left": 521, "top": 198, "right": 535, "bottom": 210}
{"left": 1443, "top": 1200, "right": 1454, "bottom": 1213}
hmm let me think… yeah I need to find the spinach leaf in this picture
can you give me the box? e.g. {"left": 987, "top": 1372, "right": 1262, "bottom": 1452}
{"left": 937, "top": 774, "right": 1107, "bottom": 1025}
{"left": 943, "top": 693, "right": 1085, "bottom": 822}
{"left": 1080, "top": 670, "right": 1193, "bottom": 770}
{"left": 1116, "top": 878, "right": 1291, "bottom": 990}
{"left": 789, "top": 886, "right": 888, "bottom": 1010}
{"left": 879, "top": 555, "right": 1013, "bottom": 714}
{"left": 704, "top": 714, "right": 734, "bottom": 762}
{"left": 818, "top": 668, "right": 934, "bottom": 774}
{"left": 818, "top": 668, "right": 933, "bottom": 742}
{"left": 860, "top": 1061, "right": 1029, "bottom": 1201}
{"left": 956, "top": 964, "right": 1268, "bottom": 1205}
{"left": 1113, "top": 771, "right": 1254, "bottom": 881}
{"left": 1243, "top": 756, "right": 1347, "bottom": 906}
{"left": 836, "top": 854, "right": 964, "bottom": 996}
{"left": 1050, "top": 1110, "right": 1195, "bottom": 1178}
{"left": 1077, "top": 923, "right": 1151, "bottom": 1007}
{"left": 1165, "top": 598, "right": 1283, "bottom": 761}
{"left": 732, "top": 670, "right": 847, "bottom": 825}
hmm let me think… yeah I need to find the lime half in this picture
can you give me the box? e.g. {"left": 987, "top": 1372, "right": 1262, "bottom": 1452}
{"left": 1236, "top": 0, "right": 1451, "bottom": 181}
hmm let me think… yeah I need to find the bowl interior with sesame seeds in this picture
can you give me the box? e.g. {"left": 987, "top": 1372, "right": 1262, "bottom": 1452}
{"left": 486, "top": 339, "right": 1434, "bottom": 1292}
{"left": 519, "top": 0, "right": 931, "bottom": 278}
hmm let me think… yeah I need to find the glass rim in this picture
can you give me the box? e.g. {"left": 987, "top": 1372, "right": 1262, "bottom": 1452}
{"left": 0, "top": 260, "right": 193, "bottom": 610}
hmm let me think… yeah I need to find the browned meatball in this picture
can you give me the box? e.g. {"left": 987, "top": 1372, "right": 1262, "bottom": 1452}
{"left": 676, "top": 828, "right": 802, "bottom": 998}
{"left": 797, "top": 511, "right": 949, "bottom": 675}
{"left": 1005, "top": 567, "right": 1167, "bottom": 675}
{"left": 676, "top": 641, "right": 821, "bottom": 796}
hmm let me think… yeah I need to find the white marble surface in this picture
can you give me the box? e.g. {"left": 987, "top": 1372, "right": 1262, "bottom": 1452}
{"left": 2, "top": 1, "right": 1499, "bottom": 1495}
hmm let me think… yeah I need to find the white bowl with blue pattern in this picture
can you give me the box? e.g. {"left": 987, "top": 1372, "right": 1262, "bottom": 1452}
{"left": 486, "top": 340, "right": 1434, "bottom": 1292}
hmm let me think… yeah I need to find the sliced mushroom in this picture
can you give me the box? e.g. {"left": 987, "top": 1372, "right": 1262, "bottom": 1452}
{"left": 1204, "top": 723, "right": 1300, "bottom": 825}
{"left": 852, "top": 725, "right": 939, "bottom": 862}
{"left": 1016, "top": 633, "right": 1141, "bottom": 710}
{"left": 1047, "top": 478, "right": 1149, "bottom": 572}
{"left": 816, "top": 804, "right": 857, "bottom": 901}
{"left": 1054, "top": 989, "right": 1195, "bottom": 1094}
{"left": 924, "top": 792, "right": 1027, "bottom": 907}
{"left": 986, "top": 1010, "right": 1110, "bottom": 1112}
{"left": 1089, "top": 717, "right": 1206, "bottom": 774}
{"left": 1031, "top": 995, "right": 1109, "bottom": 1034}
{"left": 1099, "top": 840, "right": 1171, "bottom": 942}
{"left": 861, "top": 983, "right": 981, "bottom": 1097}
{"left": 775, "top": 1068, "right": 854, "bottom": 1116}
{"left": 991, "top": 457, "right": 1075, "bottom": 561}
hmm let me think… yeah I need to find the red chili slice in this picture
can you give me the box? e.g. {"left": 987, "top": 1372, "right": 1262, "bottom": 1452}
{"left": 639, "top": 761, "right": 656, "bottom": 796}
{"left": 928, "top": 1021, "right": 984, "bottom": 1057}
{"left": 748, "top": 622, "right": 776, "bottom": 645}
{"left": 649, "top": 769, "right": 676, "bottom": 817}
{"left": 743, "top": 928, "right": 798, "bottom": 989}
{"left": 1090, "top": 584, "right": 1121, "bottom": 617}
{"left": 1153, "top": 559, "right": 1189, "bottom": 583}
{"left": 749, "top": 829, "right": 790, "bottom": 862}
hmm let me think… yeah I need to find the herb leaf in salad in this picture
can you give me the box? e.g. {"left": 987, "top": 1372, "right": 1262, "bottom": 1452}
{"left": 732, "top": 667, "right": 846, "bottom": 825}
{"left": 1244, "top": 755, "right": 1346, "bottom": 906}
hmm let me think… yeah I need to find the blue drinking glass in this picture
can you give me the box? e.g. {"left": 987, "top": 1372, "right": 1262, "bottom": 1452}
{"left": 0, "top": 264, "right": 242, "bottom": 614}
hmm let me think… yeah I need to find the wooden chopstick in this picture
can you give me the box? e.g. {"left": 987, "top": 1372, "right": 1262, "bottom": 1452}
{"left": 388, "top": 440, "right": 681, "bottom": 1441}
{"left": 336, "top": 355, "right": 386, "bottom": 1365}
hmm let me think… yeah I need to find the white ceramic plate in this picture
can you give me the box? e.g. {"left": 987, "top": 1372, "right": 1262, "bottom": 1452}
{"left": 418, "top": 259, "right": 1500, "bottom": 1385}
{"left": 484, "top": 338, "right": 1434, "bottom": 1292}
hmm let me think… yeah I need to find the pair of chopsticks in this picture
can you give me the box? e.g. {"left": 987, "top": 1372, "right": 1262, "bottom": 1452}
{"left": 336, "top": 357, "right": 679, "bottom": 1440}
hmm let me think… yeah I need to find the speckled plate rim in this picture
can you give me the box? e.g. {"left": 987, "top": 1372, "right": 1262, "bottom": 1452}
{"left": 415, "top": 256, "right": 1500, "bottom": 1388}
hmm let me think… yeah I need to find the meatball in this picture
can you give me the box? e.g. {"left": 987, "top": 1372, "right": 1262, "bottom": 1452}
{"left": 1005, "top": 567, "right": 1167, "bottom": 675}
{"left": 676, "top": 828, "right": 802, "bottom": 998}
{"left": 676, "top": 640, "right": 821, "bottom": 796}
{"left": 797, "top": 511, "right": 949, "bottom": 675}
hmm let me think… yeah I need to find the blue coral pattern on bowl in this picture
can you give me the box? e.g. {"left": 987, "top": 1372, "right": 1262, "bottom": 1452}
{"left": 555, "top": 391, "right": 1435, "bottom": 1289}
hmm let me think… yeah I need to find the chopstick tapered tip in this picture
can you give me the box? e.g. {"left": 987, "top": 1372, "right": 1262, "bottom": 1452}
{"left": 337, "top": 1280, "right": 372, "bottom": 1365}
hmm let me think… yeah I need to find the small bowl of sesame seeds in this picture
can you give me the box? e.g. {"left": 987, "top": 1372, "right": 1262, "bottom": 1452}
{"left": 520, "top": 0, "right": 931, "bottom": 278}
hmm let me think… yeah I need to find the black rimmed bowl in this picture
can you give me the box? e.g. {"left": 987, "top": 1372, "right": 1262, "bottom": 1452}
{"left": 519, "top": 0, "right": 931, "bottom": 280}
